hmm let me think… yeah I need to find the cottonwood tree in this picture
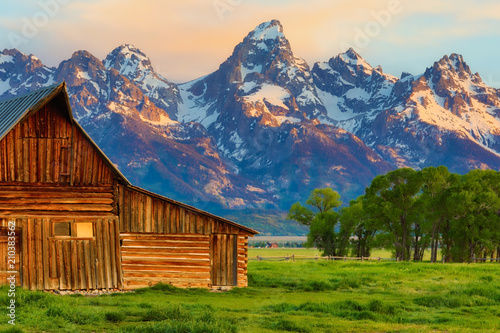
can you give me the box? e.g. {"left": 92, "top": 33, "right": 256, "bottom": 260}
{"left": 287, "top": 188, "right": 347, "bottom": 256}
{"left": 364, "top": 168, "right": 422, "bottom": 261}
{"left": 339, "top": 196, "right": 378, "bottom": 257}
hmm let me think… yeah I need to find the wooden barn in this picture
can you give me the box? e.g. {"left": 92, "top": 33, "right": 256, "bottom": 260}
{"left": 0, "top": 82, "right": 257, "bottom": 291}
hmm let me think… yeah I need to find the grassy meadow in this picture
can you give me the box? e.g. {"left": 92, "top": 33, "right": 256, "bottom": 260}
{"left": 1, "top": 249, "right": 499, "bottom": 332}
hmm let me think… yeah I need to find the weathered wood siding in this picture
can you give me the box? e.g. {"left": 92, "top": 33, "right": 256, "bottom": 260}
{"left": 237, "top": 235, "right": 249, "bottom": 288}
{"left": 0, "top": 226, "right": 21, "bottom": 286}
{"left": 118, "top": 185, "right": 247, "bottom": 236}
{"left": 0, "top": 185, "right": 115, "bottom": 217}
{"left": 121, "top": 233, "right": 210, "bottom": 289}
{"left": 0, "top": 99, "right": 115, "bottom": 185}
{"left": 0, "top": 218, "right": 122, "bottom": 291}
{"left": 118, "top": 185, "right": 252, "bottom": 288}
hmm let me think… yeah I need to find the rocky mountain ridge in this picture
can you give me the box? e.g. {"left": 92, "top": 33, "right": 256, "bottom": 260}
{"left": 1, "top": 19, "right": 500, "bottom": 233}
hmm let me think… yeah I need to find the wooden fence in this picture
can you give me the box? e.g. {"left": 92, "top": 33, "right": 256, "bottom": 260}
{"left": 251, "top": 255, "right": 397, "bottom": 262}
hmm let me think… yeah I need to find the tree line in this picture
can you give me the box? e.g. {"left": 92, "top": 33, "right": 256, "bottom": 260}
{"left": 288, "top": 167, "right": 500, "bottom": 262}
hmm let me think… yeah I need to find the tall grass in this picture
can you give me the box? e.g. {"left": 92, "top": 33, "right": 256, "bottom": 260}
{"left": 0, "top": 256, "right": 499, "bottom": 332}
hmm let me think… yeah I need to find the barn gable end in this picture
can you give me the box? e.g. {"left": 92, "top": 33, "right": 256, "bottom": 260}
{"left": 0, "top": 83, "right": 256, "bottom": 291}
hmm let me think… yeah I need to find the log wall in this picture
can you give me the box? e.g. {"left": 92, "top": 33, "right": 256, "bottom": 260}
{"left": 121, "top": 233, "right": 210, "bottom": 289}
{"left": 0, "top": 185, "right": 115, "bottom": 217}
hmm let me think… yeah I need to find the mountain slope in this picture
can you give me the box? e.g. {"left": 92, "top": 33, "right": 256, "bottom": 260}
{"left": 1, "top": 19, "right": 500, "bottom": 234}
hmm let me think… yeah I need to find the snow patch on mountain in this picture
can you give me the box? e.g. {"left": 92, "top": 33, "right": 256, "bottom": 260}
{"left": 244, "top": 84, "right": 290, "bottom": 109}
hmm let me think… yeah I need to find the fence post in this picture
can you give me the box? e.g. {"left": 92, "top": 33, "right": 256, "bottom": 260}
{"left": 292, "top": 254, "right": 295, "bottom": 263}
{"left": 397, "top": 257, "right": 400, "bottom": 262}
{"left": 344, "top": 255, "right": 346, "bottom": 262}
{"left": 361, "top": 256, "right": 364, "bottom": 262}
{"left": 258, "top": 255, "right": 261, "bottom": 261}
{"left": 378, "top": 257, "right": 381, "bottom": 263}
{"left": 441, "top": 256, "right": 445, "bottom": 264}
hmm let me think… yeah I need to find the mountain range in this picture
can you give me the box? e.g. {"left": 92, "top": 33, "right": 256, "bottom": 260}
{"left": 1, "top": 19, "right": 500, "bottom": 234}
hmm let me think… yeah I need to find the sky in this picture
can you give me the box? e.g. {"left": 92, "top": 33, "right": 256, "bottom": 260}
{"left": 1, "top": 0, "right": 500, "bottom": 87}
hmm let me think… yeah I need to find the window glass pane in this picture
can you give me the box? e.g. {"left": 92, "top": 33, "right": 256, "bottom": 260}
{"left": 54, "top": 222, "right": 71, "bottom": 236}
{"left": 75, "top": 223, "right": 93, "bottom": 237}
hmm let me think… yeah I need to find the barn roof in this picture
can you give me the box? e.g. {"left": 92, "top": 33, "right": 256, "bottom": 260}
{"left": 0, "top": 82, "right": 258, "bottom": 235}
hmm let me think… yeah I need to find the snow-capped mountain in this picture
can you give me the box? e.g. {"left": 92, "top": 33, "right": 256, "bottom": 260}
{"left": 1, "top": 19, "right": 500, "bottom": 233}
{"left": 312, "top": 50, "right": 500, "bottom": 171}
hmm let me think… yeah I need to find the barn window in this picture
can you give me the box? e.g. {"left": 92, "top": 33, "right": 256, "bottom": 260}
{"left": 53, "top": 222, "right": 71, "bottom": 236}
{"left": 75, "top": 223, "right": 93, "bottom": 237}
{"left": 53, "top": 222, "right": 94, "bottom": 238}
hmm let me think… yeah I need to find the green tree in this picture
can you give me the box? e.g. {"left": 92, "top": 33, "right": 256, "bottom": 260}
{"left": 287, "top": 188, "right": 344, "bottom": 256}
{"left": 416, "top": 166, "right": 455, "bottom": 262}
{"left": 445, "top": 170, "right": 500, "bottom": 262}
{"left": 339, "top": 196, "right": 378, "bottom": 257}
{"left": 364, "top": 168, "right": 422, "bottom": 261}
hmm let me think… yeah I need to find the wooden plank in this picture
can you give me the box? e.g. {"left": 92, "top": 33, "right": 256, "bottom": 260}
{"left": 90, "top": 240, "right": 97, "bottom": 289}
{"left": 0, "top": 203, "right": 113, "bottom": 212}
{"left": 78, "top": 241, "right": 86, "bottom": 290}
{"left": 22, "top": 138, "right": 29, "bottom": 182}
{"left": 109, "top": 220, "right": 118, "bottom": 288}
{"left": 21, "top": 219, "right": 28, "bottom": 289}
{"left": 63, "top": 241, "right": 71, "bottom": 290}
{"left": 227, "top": 235, "right": 233, "bottom": 286}
{"left": 40, "top": 138, "right": 47, "bottom": 182}
{"left": 114, "top": 220, "right": 123, "bottom": 290}
{"left": 71, "top": 240, "right": 78, "bottom": 290}
{"left": 103, "top": 220, "right": 112, "bottom": 289}
{"left": 92, "top": 151, "right": 99, "bottom": 185}
{"left": 166, "top": 203, "right": 172, "bottom": 234}
{"left": 152, "top": 199, "right": 158, "bottom": 233}
{"left": 46, "top": 138, "right": 53, "bottom": 182}
{"left": 121, "top": 265, "right": 211, "bottom": 273}
{"left": 96, "top": 220, "right": 105, "bottom": 289}
{"left": 157, "top": 201, "right": 164, "bottom": 234}
{"left": 56, "top": 240, "right": 64, "bottom": 289}
{"left": 125, "top": 188, "right": 131, "bottom": 232}
{"left": 28, "top": 219, "right": 35, "bottom": 290}
{"left": 84, "top": 240, "right": 91, "bottom": 291}
{"left": 220, "top": 234, "right": 227, "bottom": 286}
{"left": 14, "top": 125, "right": 21, "bottom": 182}
{"left": 53, "top": 138, "right": 61, "bottom": 183}
{"left": 145, "top": 196, "right": 152, "bottom": 233}
{"left": 85, "top": 139, "right": 93, "bottom": 184}
{"left": 42, "top": 219, "right": 50, "bottom": 289}
{"left": 118, "top": 185, "right": 125, "bottom": 232}
{"left": 132, "top": 191, "right": 138, "bottom": 233}
{"left": 74, "top": 131, "right": 82, "bottom": 185}
{"left": 0, "top": 185, "right": 114, "bottom": 193}
{"left": 0, "top": 197, "right": 114, "bottom": 204}
{"left": 29, "top": 139, "right": 38, "bottom": 183}
{"left": 121, "top": 252, "right": 210, "bottom": 260}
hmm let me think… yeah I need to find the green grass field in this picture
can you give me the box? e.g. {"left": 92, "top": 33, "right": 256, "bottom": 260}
{"left": 1, "top": 249, "right": 499, "bottom": 332}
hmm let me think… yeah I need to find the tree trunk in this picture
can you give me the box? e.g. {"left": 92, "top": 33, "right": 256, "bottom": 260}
{"left": 414, "top": 233, "right": 420, "bottom": 261}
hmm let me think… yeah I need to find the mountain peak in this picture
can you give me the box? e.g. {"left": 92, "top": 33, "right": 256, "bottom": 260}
{"left": 344, "top": 47, "right": 362, "bottom": 60}
{"left": 248, "top": 19, "right": 284, "bottom": 41}
{"left": 110, "top": 44, "right": 148, "bottom": 59}
{"left": 433, "top": 53, "right": 472, "bottom": 77}
{"left": 104, "top": 44, "right": 153, "bottom": 77}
